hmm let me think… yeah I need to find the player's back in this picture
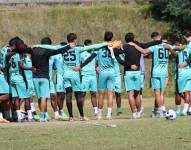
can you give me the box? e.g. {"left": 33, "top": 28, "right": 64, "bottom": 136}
{"left": 97, "top": 47, "right": 114, "bottom": 72}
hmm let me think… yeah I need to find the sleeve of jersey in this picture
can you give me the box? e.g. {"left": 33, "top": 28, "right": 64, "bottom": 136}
{"left": 115, "top": 55, "right": 130, "bottom": 67}
{"left": 34, "top": 44, "right": 62, "bottom": 50}
{"left": 12, "top": 48, "right": 33, "bottom": 54}
{"left": 46, "top": 45, "right": 71, "bottom": 57}
{"left": 137, "top": 40, "right": 162, "bottom": 48}
{"left": 80, "top": 53, "right": 97, "bottom": 68}
{"left": 81, "top": 43, "right": 107, "bottom": 52}
{"left": 148, "top": 46, "right": 155, "bottom": 53}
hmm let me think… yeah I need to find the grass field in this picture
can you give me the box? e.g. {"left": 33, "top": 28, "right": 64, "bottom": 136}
{"left": 0, "top": 98, "right": 191, "bottom": 150}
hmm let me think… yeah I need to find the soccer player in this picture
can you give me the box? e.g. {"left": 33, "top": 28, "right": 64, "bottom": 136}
{"left": 176, "top": 30, "right": 191, "bottom": 115}
{"left": 11, "top": 37, "right": 72, "bottom": 122}
{"left": 7, "top": 38, "right": 33, "bottom": 122}
{"left": 80, "top": 39, "right": 98, "bottom": 116}
{"left": 22, "top": 50, "right": 39, "bottom": 121}
{"left": 0, "top": 45, "right": 11, "bottom": 123}
{"left": 53, "top": 42, "right": 68, "bottom": 119}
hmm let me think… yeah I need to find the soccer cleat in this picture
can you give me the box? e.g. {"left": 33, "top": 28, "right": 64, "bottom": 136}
{"left": 28, "top": 119, "right": 35, "bottom": 122}
{"left": 116, "top": 108, "right": 123, "bottom": 116}
{"left": 137, "top": 112, "right": 141, "bottom": 119}
{"left": 80, "top": 116, "right": 89, "bottom": 121}
{"left": 132, "top": 113, "right": 137, "bottom": 119}
{"left": 17, "top": 118, "right": 24, "bottom": 123}
{"left": 60, "top": 113, "right": 69, "bottom": 120}
{"left": 69, "top": 117, "right": 74, "bottom": 121}
{"left": 0, "top": 118, "right": 10, "bottom": 123}
{"left": 187, "top": 112, "right": 191, "bottom": 115}
{"left": 176, "top": 111, "right": 181, "bottom": 116}
{"left": 180, "top": 112, "right": 188, "bottom": 116}
{"left": 151, "top": 109, "right": 156, "bottom": 118}
{"left": 34, "top": 115, "right": 40, "bottom": 121}
{"left": 106, "top": 115, "right": 112, "bottom": 120}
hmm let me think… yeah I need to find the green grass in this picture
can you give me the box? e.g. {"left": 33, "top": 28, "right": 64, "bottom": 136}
{"left": 0, "top": 98, "right": 191, "bottom": 150}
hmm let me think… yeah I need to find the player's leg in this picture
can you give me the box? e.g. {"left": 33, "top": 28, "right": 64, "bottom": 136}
{"left": 127, "top": 90, "right": 137, "bottom": 119}
{"left": 90, "top": 92, "right": 98, "bottom": 116}
{"left": 181, "top": 92, "right": 189, "bottom": 116}
{"left": 134, "top": 90, "right": 141, "bottom": 118}
{"left": 175, "top": 92, "right": 182, "bottom": 116}
{"left": 57, "top": 92, "right": 68, "bottom": 119}
{"left": 98, "top": 90, "right": 105, "bottom": 119}
{"left": 114, "top": 75, "right": 122, "bottom": 115}
{"left": 0, "top": 94, "right": 10, "bottom": 123}
{"left": 81, "top": 92, "right": 86, "bottom": 106}
{"left": 65, "top": 87, "right": 73, "bottom": 121}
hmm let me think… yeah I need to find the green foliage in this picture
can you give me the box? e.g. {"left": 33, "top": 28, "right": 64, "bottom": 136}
{"left": 150, "top": 0, "right": 191, "bottom": 40}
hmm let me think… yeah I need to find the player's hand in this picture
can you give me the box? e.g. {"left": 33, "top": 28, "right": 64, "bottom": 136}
{"left": 72, "top": 66, "right": 81, "bottom": 71}
{"left": 109, "top": 40, "right": 122, "bottom": 48}
{"left": 178, "top": 62, "right": 188, "bottom": 68}
{"left": 131, "top": 64, "right": 138, "bottom": 70}
{"left": 163, "top": 44, "right": 171, "bottom": 50}
{"left": 162, "top": 40, "right": 168, "bottom": 43}
{"left": 31, "top": 66, "right": 36, "bottom": 71}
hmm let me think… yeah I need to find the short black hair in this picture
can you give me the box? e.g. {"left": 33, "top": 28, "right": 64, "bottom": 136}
{"left": 183, "top": 30, "right": 191, "bottom": 37}
{"left": 41, "top": 37, "right": 52, "bottom": 45}
{"left": 104, "top": 32, "right": 113, "bottom": 41}
{"left": 67, "top": 33, "right": 77, "bottom": 42}
{"left": 60, "top": 42, "right": 67, "bottom": 45}
{"left": 125, "top": 32, "right": 135, "bottom": 42}
{"left": 151, "top": 32, "right": 160, "bottom": 38}
{"left": 9, "top": 36, "right": 24, "bottom": 47}
{"left": 84, "top": 39, "right": 92, "bottom": 46}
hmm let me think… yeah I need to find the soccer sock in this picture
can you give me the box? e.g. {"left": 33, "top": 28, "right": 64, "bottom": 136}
{"left": 188, "top": 106, "right": 191, "bottom": 113}
{"left": 75, "top": 92, "right": 84, "bottom": 117}
{"left": 182, "top": 103, "right": 189, "bottom": 113}
{"left": 98, "top": 109, "right": 102, "bottom": 118}
{"left": 161, "top": 105, "right": 166, "bottom": 111}
{"left": 30, "top": 102, "right": 36, "bottom": 113}
{"left": 0, "top": 112, "right": 3, "bottom": 119}
{"left": 16, "top": 110, "right": 22, "bottom": 120}
{"left": 140, "top": 95, "right": 143, "bottom": 101}
{"left": 93, "top": 107, "right": 98, "bottom": 114}
{"left": 107, "top": 107, "right": 112, "bottom": 116}
{"left": 175, "top": 105, "right": 181, "bottom": 112}
{"left": 27, "top": 110, "right": 33, "bottom": 120}
{"left": 54, "top": 111, "right": 59, "bottom": 117}
{"left": 59, "top": 109, "right": 65, "bottom": 115}
{"left": 40, "top": 112, "right": 45, "bottom": 120}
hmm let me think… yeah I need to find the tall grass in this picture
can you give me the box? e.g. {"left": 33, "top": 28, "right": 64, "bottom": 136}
{"left": 0, "top": 3, "right": 172, "bottom": 97}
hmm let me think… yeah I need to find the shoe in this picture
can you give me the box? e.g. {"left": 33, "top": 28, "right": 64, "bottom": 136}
{"left": 34, "top": 115, "right": 40, "bottom": 121}
{"left": 28, "top": 119, "right": 35, "bottom": 122}
{"left": 60, "top": 113, "right": 69, "bottom": 120}
{"left": 116, "top": 108, "right": 123, "bottom": 116}
{"left": 137, "top": 112, "right": 141, "bottom": 119}
{"left": 151, "top": 109, "right": 156, "bottom": 118}
{"left": 140, "top": 107, "right": 144, "bottom": 116}
{"left": 17, "top": 118, "right": 24, "bottom": 123}
{"left": 176, "top": 111, "right": 181, "bottom": 116}
{"left": 187, "top": 112, "right": 191, "bottom": 115}
{"left": 180, "top": 112, "right": 188, "bottom": 116}
{"left": 69, "top": 117, "right": 74, "bottom": 121}
{"left": 106, "top": 115, "right": 112, "bottom": 120}
{"left": 40, "top": 118, "right": 46, "bottom": 122}
{"left": 156, "top": 111, "right": 164, "bottom": 118}
{"left": 0, "top": 118, "right": 10, "bottom": 123}
{"left": 80, "top": 116, "right": 89, "bottom": 121}
{"left": 132, "top": 113, "right": 137, "bottom": 119}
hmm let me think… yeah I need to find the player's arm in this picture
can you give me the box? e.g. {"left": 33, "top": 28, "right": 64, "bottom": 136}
{"left": 128, "top": 42, "right": 150, "bottom": 54}
{"left": 179, "top": 54, "right": 191, "bottom": 68}
{"left": 163, "top": 44, "right": 177, "bottom": 58}
{"left": 12, "top": 47, "right": 33, "bottom": 54}
{"left": 72, "top": 52, "right": 97, "bottom": 71}
{"left": 135, "top": 40, "right": 162, "bottom": 48}
{"left": 19, "top": 60, "right": 36, "bottom": 71}
{"left": 115, "top": 55, "right": 130, "bottom": 67}
{"left": 80, "top": 43, "right": 108, "bottom": 52}
{"left": 46, "top": 44, "right": 71, "bottom": 57}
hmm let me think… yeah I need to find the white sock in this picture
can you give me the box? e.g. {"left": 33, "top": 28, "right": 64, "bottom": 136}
{"left": 162, "top": 106, "right": 166, "bottom": 111}
{"left": 93, "top": 107, "right": 98, "bottom": 114}
{"left": 182, "top": 103, "right": 189, "bottom": 113}
{"left": 16, "top": 110, "right": 22, "bottom": 120}
{"left": 140, "top": 95, "right": 143, "bottom": 101}
{"left": 188, "top": 106, "right": 191, "bottom": 113}
{"left": 54, "top": 111, "right": 59, "bottom": 117}
{"left": 175, "top": 105, "right": 181, "bottom": 112}
{"left": 107, "top": 107, "right": 112, "bottom": 116}
{"left": 98, "top": 109, "right": 102, "bottom": 117}
{"left": 27, "top": 110, "right": 33, "bottom": 120}
{"left": 132, "top": 112, "right": 137, "bottom": 118}
{"left": 45, "top": 112, "right": 49, "bottom": 118}
{"left": 30, "top": 102, "right": 36, "bottom": 112}
{"left": 0, "top": 112, "right": 3, "bottom": 119}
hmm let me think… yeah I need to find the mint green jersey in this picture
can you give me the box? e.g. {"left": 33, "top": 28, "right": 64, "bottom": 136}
{"left": 49, "top": 56, "right": 54, "bottom": 80}
{"left": 23, "top": 55, "right": 33, "bottom": 80}
{"left": 9, "top": 54, "right": 21, "bottom": 76}
{"left": 80, "top": 51, "right": 96, "bottom": 76}
{"left": 149, "top": 44, "right": 169, "bottom": 77}
{"left": 54, "top": 54, "right": 64, "bottom": 76}
{"left": 96, "top": 47, "right": 115, "bottom": 72}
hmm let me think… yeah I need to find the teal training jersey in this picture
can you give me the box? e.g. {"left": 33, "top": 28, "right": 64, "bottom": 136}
{"left": 97, "top": 47, "right": 115, "bottom": 72}
{"left": 80, "top": 51, "right": 96, "bottom": 76}
{"left": 54, "top": 54, "right": 64, "bottom": 76}
{"left": 9, "top": 54, "right": 21, "bottom": 76}
{"left": 23, "top": 55, "right": 33, "bottom": 80}
{"left": 49, "top": 56, "right": 54, "bottom": 80}
{"left": 149, "top": 44, "right": 169, "bottom": 77}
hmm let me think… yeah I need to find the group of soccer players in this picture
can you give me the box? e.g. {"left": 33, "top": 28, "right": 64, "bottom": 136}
{"left": 0, "top": 30, "right": 191, "bottom": 123}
